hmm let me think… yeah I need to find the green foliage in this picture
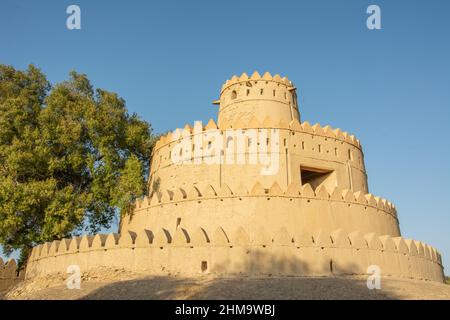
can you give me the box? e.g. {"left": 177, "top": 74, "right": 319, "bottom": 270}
{"left": 446, "top": 276, "right": 450, "bottom": 285}
{"left": 0, "top": 64, "right": 155, "bottom": 261}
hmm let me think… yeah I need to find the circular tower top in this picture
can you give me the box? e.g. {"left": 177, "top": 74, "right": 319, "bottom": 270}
{"left": 216, "top": 72, "right": 300, "bottom": 128}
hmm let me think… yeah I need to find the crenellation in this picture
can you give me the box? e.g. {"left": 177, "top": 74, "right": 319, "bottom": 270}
{"left": 393, "top": 237, "right": 409, "bottom": 254}
{"left": 105, "top": 233, "right": 120, "bottom": 248}
{"left": 354, "top": 191, "right": 368, "bottom": 205}
{"left": 79, "top": 235, "right": 94, "bottom": 252}
{"left": 212, "top": 227, "right": 230, "bottom": 246}
{"left": 315, "top": 185, "right": 330, "bottom": 199}
{"left": 172, "top": 228, "right": 190, "bottom": 246}
{"left": 92, "top": 234, "right": 108, "bottom": 248}
{"left": 188, "top": 186, "right": 202, "bottom": 199}
{"left": 233, "top": 227, "right": 250, "bottom": 246}
{"left": 197, "top": 184, "right": 214, "bottom": 198}
{"left": 218, "top": 184, "right": 233, "bottom": 197}
{"left": 364, "top": 233, "right": 382, "bottom": 250}
{"left": 312, "top": 123, "right": 324, "bottom": 135}
{"left": 301, "top": 121, "right": 313, "bottom": 133}
{"left": 128, "top": 230, "right": 146, "bottom": 248}
{"left": 301, "top": 183, "right": 315, "bottom": 198}
{"left": 250, "top": 181, "right": 265, "bottom": 196}
{"left": 365, "top": 194, "right": 377, "bottom": 207}
{"left": 330, "top": 229, "right": 351, "bottom": 247}
{"left": 415, "top": 241, "right": 425, "bottom": 258}
{"left": 348, "top": 231, "right": 367, "bottom": 249}
{"left": 191, "top": 227, "right": 210, "bottom": 246}
{"left": 119, "top": 231, "right": 136, "bottom": 247}
{"left": 342, "top": 189, "right": 355, "bottom": 202}
{"left": 405, "top": 239, "right": 418, "bottom": 256}
{"left": 273, "top": 227, "right": 292, "bottom": 246}
{"left": 379, "top": 235, "right": 396, "bottom": 252}
{"left": 269, "top": 181, "right": 283, "bottom": 195}
{"left": 48, "top": 240, "right": 60, "bottom": 256}
{"left": 286, "top": 181, "right": 301, "bottom": 196}
{"left": 313, "top": 230, "right": 333, "bottom": 248}
{"left": 330, "top": 186, "right": 343, "bottom": 201}
{"left": 293, "top": 229, "right": 314, "bottom": 247}
{"left": 153, "top": 229, "right": 172, "bottom": 247}
{"left": 68, "top": 236, "right": 82, "bottom": 253}
{"left": 39, "top": 242, "right": 51, "bottom": 258}
{"left": 252, "top": 227, "right": 271, "bottom": 247}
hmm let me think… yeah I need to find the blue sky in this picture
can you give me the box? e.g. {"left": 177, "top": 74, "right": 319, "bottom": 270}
{"left": 1, "top": 0, "right": 449, "bottom": 272}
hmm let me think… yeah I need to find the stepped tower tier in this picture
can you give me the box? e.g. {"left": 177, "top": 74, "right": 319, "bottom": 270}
{"left": 120, "top": 72, "right": 389, "bottom": 239}
{"left": 217, "top": 72, "right": 300, "bottom": 128}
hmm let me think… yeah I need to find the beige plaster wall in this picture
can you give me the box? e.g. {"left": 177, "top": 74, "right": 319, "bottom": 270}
{"left": 26, "top": 227, "right": 444, "bottom": 283}
{"left": 0, "top": 258, "right": 23, "bottom": 292}
{"left": 120, "top": 183, "right": 400, "bottom": 239}
{"left": 218, "top": 72, "right": 300, "bottom": 126}
{"left": 149, "top": 120, "right": 367, "bottom": 195}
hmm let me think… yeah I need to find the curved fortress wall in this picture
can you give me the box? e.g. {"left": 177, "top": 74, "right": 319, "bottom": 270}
{"left": 26, "top": 228, "right": 444, "bottom": 282}
{"left": 217, "top": 72, "right": 301, "bottom": 126}
{"left": 120, "top": 182, "right": 400, "bottom": 240}
{"left": 148, "top": 119, "right": 368, "bottom": 195}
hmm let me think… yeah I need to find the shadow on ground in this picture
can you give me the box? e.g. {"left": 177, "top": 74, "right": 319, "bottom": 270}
{"left": 6, "top": 250, "right": 450, "bottom": 300}
{"left": 80, "top": 275, "right": 392, "bottom": 300}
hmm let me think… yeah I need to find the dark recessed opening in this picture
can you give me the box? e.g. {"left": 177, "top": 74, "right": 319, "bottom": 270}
{"left": 300, "top": 166, "right": 334, "bottom": 191}
{"left": 201, "top": 261, "right": 208, "bottom": 272}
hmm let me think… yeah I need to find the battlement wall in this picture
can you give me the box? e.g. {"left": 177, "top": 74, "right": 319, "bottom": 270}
{"left": 218, "top": 72, "right": 300, "bottom": 125}
{"left": 122, "top": 182, "right": 399, "bottom": 238}
{"left": 153, "top": 118, "right": 361, "bottom": 151}
{"left": 25, "top": 227, "right": 444, "bottom": 283}
{"left": 220, "top": 72, "right": 294, "bottom": 94}
{"left": 0, "top": 258, "right": 23, "bottom": 292}
{"left": 150, "top": 119, "right": 367, "bottom": 193}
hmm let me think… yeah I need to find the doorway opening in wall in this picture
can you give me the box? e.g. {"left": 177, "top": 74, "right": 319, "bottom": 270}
{"left": 300, "top": 166, "right": 335, "bottom": 191}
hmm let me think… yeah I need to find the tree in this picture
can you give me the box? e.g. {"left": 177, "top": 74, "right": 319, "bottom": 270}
{"left": 0, "top": 64, "right": 156, "bottom": 264}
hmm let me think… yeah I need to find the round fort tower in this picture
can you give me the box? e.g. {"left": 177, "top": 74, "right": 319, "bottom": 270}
{"left": 120, "top": 72, "right": 393, "bottom": 238}
{"left": 217, "top": 72, "right": 300, "bottom": 127}
{"left": 25, "top": 72, "right": 444, "bottom": 283}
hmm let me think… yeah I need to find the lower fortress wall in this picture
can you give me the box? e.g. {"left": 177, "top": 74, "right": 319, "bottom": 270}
{"left": 0, "top": 259, "right": 24, "bottom": 292}
{"left": 25, "top": 227, "right": 444, "bottom": 283}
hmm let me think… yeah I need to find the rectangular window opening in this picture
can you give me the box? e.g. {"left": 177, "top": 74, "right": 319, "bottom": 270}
{"left": 300, "top": 166, "right": 336, "bottom": 191}
{"left": 201, "top": 261, "right": 208, "bottom": 272}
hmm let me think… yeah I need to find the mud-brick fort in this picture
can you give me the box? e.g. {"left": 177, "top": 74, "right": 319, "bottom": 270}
{"left": 5, "top": 72, "right": 443, "bottom": 289}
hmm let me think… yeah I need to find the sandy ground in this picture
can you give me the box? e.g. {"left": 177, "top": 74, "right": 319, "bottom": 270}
{"left": 3, "top": 270, "right": 450, "bottom": 300}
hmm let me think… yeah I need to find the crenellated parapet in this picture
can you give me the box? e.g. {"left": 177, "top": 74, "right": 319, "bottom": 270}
{"left": 152, "top": 118, "right": 361, "bottom": 152}
{"left": 135, "top": 183, "right": 396, "bottom": 218}
{"left": 220, "top": 72, "right": 294, "bottom": 94}
{"left": 121, "top": 182, "right": 399, "bottom": 238}
{"left": 149, "top": 118, "right": 367, "bottom": 194}
{"left": 25, "top": 227, "right": 444, "bottom": 282}
{"left": 0, "top": 258, "right": 24, "bottom": 292}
